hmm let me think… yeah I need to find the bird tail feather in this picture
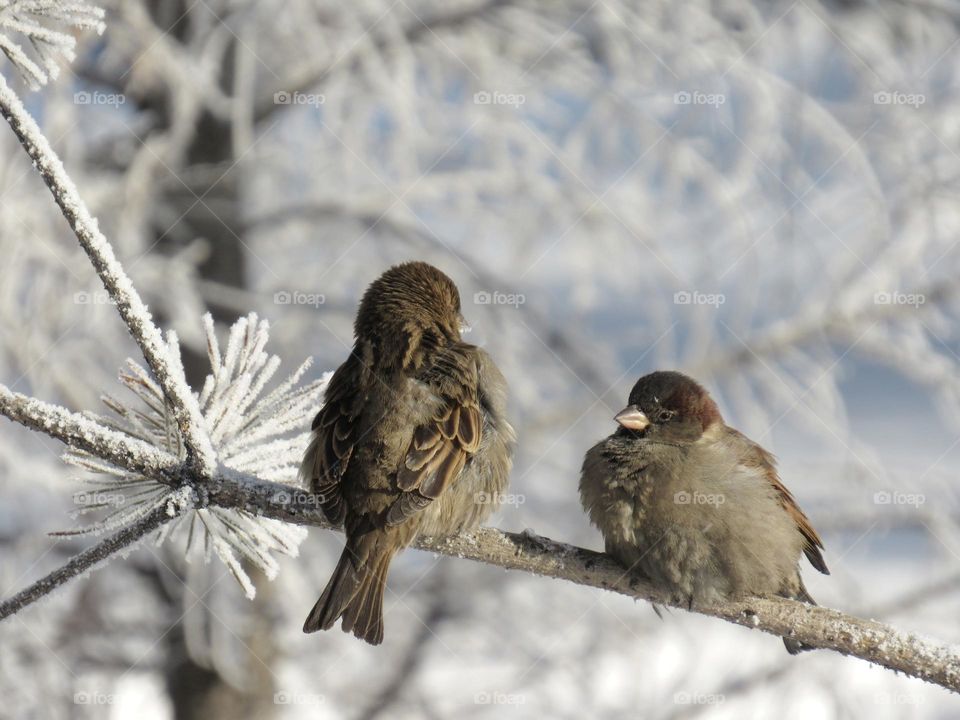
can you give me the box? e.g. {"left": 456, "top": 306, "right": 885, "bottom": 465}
{"left": 303, "top": 534, "right": 396, "bottom": 645}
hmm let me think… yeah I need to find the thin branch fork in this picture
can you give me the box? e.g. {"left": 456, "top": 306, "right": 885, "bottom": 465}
{"left": 0, "top": 503, "right": 177, "bottom": 621}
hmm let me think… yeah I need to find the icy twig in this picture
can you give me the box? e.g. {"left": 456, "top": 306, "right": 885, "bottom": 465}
{"left": 0, "top": 501, "right": 176, "bottom": 621}
{"left": 0, "top": 383, "right": 179, "bottom": 479}
{"left": 0, "top": 0, "right": 105, "bottom": 89}
{"left": 0, "top": 73, "right": 217, "bottom": 476}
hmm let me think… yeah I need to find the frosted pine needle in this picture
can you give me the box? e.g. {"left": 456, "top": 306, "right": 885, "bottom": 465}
{"left": 0, "top": 1, "right": 105, "bottom": 89}
{"left": 63, "top": 312, "right": 328, "bottom": 599}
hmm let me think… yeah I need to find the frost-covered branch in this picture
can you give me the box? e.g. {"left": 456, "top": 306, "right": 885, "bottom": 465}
{"left": 0, "top": 498, "right": 180, "bottom": 621}
{"left": 2, "top": 369, "right": 959, "bottom": 690}
{"left": 0, "top": 72, "right": 217, "bottom": 476}
{"left": 412, "top": 529, "right": 960, "bottom": 694}
{"left": 0, "top": 384, "right": 180, "bottom": 480}
{"left": 3, "top": 394, "right": 958, "bottom": 694}
{"left": 0, "top": 0, "right": 104, "bottom": 89}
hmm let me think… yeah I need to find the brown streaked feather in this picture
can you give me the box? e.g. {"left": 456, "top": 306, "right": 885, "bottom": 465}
{"left": 440, "top": 406, "right": 459, "bottom": 439}
{"left": 397, "top": 447, "right": 440, "bottom": 490}
{"left": 385, "top": 491, "right": 433, "bottom": 526}
{"left": 385, "top": 344, "right": 484, "bottom": 526}
{"left": 730, "top": 427, "right": 829, "bottom": 575}
{"left": 302, "top": 353, "right": 364, "bottom": 526}
{"left": 331, "top": 416, "right": 352, "bottom": 458}
{"left": 420, "top": 447, "right": 467, "bottom": 498}
{"left": 773, "top": 475, "right": 829, "bottom": 574}
{"left": 414, "top": 424, "right": 441, "bottom": 450}
{"left": 457, "top": 405, "right": 481, "bottom": 453}
{"left": 402, "top": 443, "right": 442, "bottom": 473}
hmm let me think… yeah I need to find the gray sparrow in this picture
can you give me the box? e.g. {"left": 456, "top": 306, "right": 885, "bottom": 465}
{"left": 580, "top": 371, "right": 828, "bottom": 653}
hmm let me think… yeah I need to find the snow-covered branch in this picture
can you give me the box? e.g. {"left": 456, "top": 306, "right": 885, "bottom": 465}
{"left": 0, "top": 72, "right": 217, "bottom": 476}
{"left": 0, "top": 0, "right": 104, "bottom": 89}
{"left": 0, "top": 496, "right": 182, "bottom": 621}
{"left": 2, "top": 382, "right": 958, "bottom": 693}
{"left": 0, "top": 384, "right": 180, "bottom": 480}
{"left": 0, "top": 373, "right": 957, "bottom": 690}
{"left": 414, "top": 530, "right": 960, "bottom": 694}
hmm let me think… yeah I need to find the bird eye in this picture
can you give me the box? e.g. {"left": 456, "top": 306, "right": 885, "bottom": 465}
{"left": 657, "top": 409, "right": 673, "bottom": 422}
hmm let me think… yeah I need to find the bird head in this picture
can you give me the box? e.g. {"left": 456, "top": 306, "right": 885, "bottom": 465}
{"left": 354, "top": 261, "right": 465, "bottom": 369}
{"left": 614, "top": 370, "right": 722, "bottom": 443}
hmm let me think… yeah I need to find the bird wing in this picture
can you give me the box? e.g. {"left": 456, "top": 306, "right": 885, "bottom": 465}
{"left": 385, "top": 344, "right": 482, "bottom": 526}
{"left": 300, "top": 352, "right": 366, "bottom": 525}
{"left": 728, "top": 428, "right": 829, "bottom": 575}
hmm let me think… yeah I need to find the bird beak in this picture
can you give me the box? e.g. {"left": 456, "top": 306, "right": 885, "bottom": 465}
{"left": 615, "top": 405, "right": 650, "bottom": 431}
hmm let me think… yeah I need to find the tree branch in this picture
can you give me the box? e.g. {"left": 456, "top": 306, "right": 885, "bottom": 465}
{"left": 0, "top": 384, "right": 180, "bottom": 480}
{"left": 0, "top": 501, "right": 180, "bottom": 621}
{"left": 414, "top": 529, "right": 960, "bottom": 693}
{"left": 0, "top": 73, "right": 216, "bottom": 476}
{"left": 2, "top": 387, "right": 959, "bottom": 693}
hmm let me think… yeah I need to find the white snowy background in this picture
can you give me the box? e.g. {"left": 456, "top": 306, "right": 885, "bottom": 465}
{"left": 1, "top": 0, "right": 960, "bottom": 718}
